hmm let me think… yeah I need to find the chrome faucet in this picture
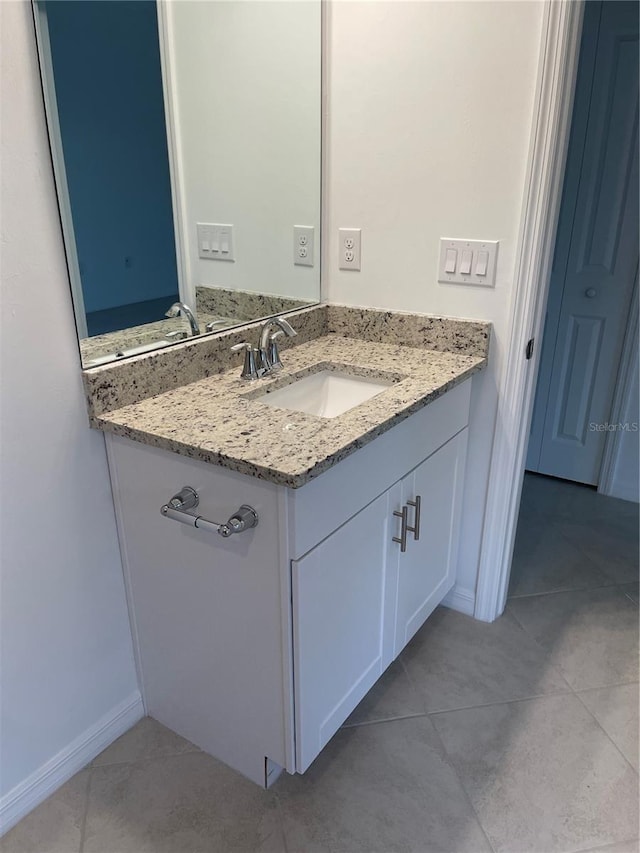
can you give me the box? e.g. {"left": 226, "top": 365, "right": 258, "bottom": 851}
{"left": 165, "top": 301, "right": 200, "bottom": 336}
{"left": 258, "top": 316, "right": 297, "bottom": 374}
{"left": 230, "top": 316, "right": 297, "bottom": 380}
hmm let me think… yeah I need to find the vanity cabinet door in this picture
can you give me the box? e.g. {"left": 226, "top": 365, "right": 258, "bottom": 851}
{"left": 394, "top": 428, "right": 468, "bottom": 658}
{"left": 292, "top": 487, "right": 399, "bottom": 773}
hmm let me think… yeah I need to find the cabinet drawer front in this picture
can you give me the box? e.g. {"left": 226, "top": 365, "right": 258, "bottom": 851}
{"left": 288, "top": 379, "right": 471, "bottom": 559}
{"left": 292, "top": 491, "right": 394, "bottom": 772}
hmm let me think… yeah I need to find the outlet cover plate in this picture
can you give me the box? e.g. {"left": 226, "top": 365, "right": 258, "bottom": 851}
{"left": 339, "top": 228, "right": 361, "bottom": 271}
{"left": 294, "top": 225, "right": 315, "bottom": 267}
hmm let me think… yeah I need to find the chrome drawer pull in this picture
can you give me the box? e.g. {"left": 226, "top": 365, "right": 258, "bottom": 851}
{"left": 407, "top": 495, "right": 421, "bottom": 541}
{"left": 393, "top": 505, "right": 408, "bottom": 553}
{"left": 161, "top": 486, "right": 258, "bottom": 538}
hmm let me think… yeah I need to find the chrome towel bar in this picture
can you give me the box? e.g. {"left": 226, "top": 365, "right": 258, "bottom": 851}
{"left": 160, "top": 486, "right": 258, "bottom": 538}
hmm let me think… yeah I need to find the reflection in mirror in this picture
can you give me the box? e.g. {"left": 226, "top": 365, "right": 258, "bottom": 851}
{"left": 34, "top": 0, "right": 321, "bottom": 368}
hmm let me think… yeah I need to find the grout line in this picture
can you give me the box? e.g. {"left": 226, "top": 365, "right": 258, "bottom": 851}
{"left": 621, "top": 590, "right": 639, "bottom": 605}
{"left": 573, "top": 679, "right": 640, "bottom": 692}
{"left": 572, "top": 688, "right": 640, "bottom": 776}
{"left": 426, "top": 713, "right": 498, "bottom": 853}
{"left": 398, "top": 656, "right": 429, "bottom": 714}
{"left": 571, "top": 837, "right": 640, "bottom": 853}
{"left": 273, "top": 791, "right": 290, "bottom": 853}
{"left": 341, "top": 711, "right": 428, "bottom": 730}
{"left": 507, "top": 580, "right": 619, "bottom": 600}
{"left": 426, "top": 688, "right": 575, "bottom": 718}
{"left": 78, "top": 767, "right": 92, "bottom": 853}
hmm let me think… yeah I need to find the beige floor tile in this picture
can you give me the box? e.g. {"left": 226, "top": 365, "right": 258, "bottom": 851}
{"left": 508, "top": 587, "right": 639, "bottom": 691}
{"left": 508, "top": 517, "right": 610, "bottom": 597}
{"left": 276, "top": 716, "right": 491, "bottom": 853}
{"left": 343, "top": 659, "right": 425, "bottom": 727}
{"left": 83, "top": 752, "right": 284, "bottom": 853}
{"left": 432, "top": 694, "right": 639, "bottom": 853}
{"left": 521, "top": 474, "right": 638, "bottom": 530}
{"left": 578, "top": 683, "right": 639, "bottom": 770}
{"left": 1, "top": 770, "right": 88, "bottom": 853}
{"left": 91, "top": 716, "right": 199, "bottom": 767}
{"left": 401, "top": 606, "right": 569, "bottom": 713}
{"left": 559, "top": 521, "right": 639, "bottom": 585}
{"left": 581, "top": 841, "right": 640, "bottom": 853}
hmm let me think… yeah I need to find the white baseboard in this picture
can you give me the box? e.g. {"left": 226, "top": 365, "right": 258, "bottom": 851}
{"left": 0, "top": 690, "right": 144, "bottom": 837}
{"left": 442, "top": 583, "right": 476, "bottom": 617}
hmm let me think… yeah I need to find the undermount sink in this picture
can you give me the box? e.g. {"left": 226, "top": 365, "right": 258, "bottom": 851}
{"left": 257, "top": 370, "right": 394, "bottom": 418}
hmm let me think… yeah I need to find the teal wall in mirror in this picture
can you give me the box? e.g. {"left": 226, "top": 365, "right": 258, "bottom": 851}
{"left": 35, "top": 0, "right": 322, "bottom": 367}
{"left": 46, "top": 1, "right": 180, "bottom": 335}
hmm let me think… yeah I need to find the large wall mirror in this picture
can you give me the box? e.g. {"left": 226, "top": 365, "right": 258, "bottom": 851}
{"left": 34, "top": 0, "right": 321, "bottom": 367}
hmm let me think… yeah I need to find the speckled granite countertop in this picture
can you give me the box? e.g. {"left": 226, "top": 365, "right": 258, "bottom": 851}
{"left": 79, "top": 311, "right": 238, "bottom": 366}
{"left": 95, "top": 334, "right": 486, "bottom": 488}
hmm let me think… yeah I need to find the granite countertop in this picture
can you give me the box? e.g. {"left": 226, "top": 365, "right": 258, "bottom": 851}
{"left": 80, "top": 311, "right": 239, "bottom": 366}
{"left": 94, "top": 333, "right": 486, "bottom": 488}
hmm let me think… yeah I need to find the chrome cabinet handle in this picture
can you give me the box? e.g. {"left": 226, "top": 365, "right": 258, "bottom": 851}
{"left": 585, "top": 288, "right": 597, "bottom": 298}
{"left": 406, "top": 495, "right": 421, "bottom": 541}
{"left": 393, "top": 505, "right": 408, "bottom": 552}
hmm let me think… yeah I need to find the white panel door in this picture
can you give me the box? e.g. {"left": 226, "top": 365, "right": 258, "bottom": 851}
{"left": 292, "top": 487, "right": 399, "bottom": 773}
{"left": 527, "top": 0, "right": 639, "bottom": 484}
{"left": 394, "top": 430, "right": 468, "bottom": 657}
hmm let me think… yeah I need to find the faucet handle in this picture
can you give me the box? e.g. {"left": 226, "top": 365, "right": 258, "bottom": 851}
{"left": 267, "top": 330, "right": 284, "bottom": 371}
{"left": 230, "top": 342, "right": 259, "bottom": 380}
{"left": 165, "top": 329, "right": 188, "bottom": 342}
{"left": 206, "top": 319, "right": 228, "bottom": 333}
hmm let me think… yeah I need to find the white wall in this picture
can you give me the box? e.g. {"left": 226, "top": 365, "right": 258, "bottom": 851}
{"left": 168, "top": 0, "right": 321, "bottom": 302}
{"left": 0, "top": 1, "right": 140, "bottom": 830}
{"left": 325, "top": 0, "right": 545, "bottom": 596}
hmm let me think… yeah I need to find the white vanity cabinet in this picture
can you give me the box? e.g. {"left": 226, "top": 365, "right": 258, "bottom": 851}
{"left": 393, "top": 430, "right": 467, "bottom": 658}
{"left": 105, "top": 379, "right": 471, "bottom": 787}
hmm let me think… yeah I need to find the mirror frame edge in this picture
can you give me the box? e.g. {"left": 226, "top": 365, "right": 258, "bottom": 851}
{"left": 32, "top": 0, "right": 325, "bottom": 369}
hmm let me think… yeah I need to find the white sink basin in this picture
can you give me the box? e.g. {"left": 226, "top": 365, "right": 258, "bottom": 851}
{"left": 258, "top": 370, "right": 394, "bottom": 418}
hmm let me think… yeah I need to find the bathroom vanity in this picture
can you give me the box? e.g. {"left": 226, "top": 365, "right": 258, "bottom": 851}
{"left": 84, "top": 304, "right": 489, "bottom": 787}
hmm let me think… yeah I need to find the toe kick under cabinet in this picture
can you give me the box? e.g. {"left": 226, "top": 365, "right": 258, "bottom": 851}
{"left": 105, "top": 380, "right": 470, "bottom": 787}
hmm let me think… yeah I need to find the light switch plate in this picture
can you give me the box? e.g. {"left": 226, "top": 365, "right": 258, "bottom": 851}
{"left": 197, "top": 223, "right": 235, "bottom": 262}
{"left": 294, "top": 225, "right": 315, "bottom": 267}
{"left": 438, "top": 238, "right": 498, "bottom": 286}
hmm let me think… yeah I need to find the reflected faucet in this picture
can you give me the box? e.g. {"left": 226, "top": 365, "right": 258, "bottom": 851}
{"left": 165, "top": 301, "right": 200, "bottom": 336}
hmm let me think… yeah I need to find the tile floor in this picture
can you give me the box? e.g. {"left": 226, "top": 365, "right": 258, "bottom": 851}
{"left": 4, "top": 473, "right": 638, "bottom": 853}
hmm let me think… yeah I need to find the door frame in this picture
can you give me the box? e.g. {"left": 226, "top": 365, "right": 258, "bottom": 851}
{"left": 599, "top": 271, "right": 639, "bottom": 497}
{"left": 474, "top": 0, "right": 586, "bottom": 622}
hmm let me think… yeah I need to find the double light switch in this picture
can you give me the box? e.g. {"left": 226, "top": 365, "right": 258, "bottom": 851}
{"left": 439, "top": 239, "right": 498, "bottom": 287}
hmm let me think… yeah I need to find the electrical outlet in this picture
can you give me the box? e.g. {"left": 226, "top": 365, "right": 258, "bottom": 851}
{"left": 294, "top": 225, "right": 315, "bottom": 267}
{"left": 339, "top": 228, "right": 361, "bottom": 271}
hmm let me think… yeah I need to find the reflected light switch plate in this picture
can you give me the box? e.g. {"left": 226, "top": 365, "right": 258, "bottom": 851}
{"left": 197, "top": 223, "right": 235, "bottom": 262}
